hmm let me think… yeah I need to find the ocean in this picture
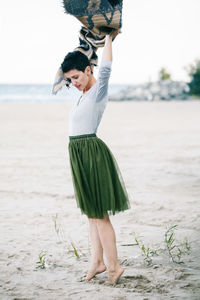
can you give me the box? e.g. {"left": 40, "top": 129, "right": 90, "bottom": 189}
{"left": 0, "top": 84, "right": 127, "bottom": 103}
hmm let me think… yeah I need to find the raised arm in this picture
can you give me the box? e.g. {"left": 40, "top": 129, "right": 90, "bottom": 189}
{"left": 96, "top": 31, "right": 120, "bottom": 102}
{"left": 101, "top": 29, "right": 120, "bottom": 62}
{"left": 102, "top": 35, "right": 113, "bottom": 62}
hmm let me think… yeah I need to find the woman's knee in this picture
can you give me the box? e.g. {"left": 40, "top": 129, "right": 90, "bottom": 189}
{"left": 88, "top": 217, "right": 97, "bottom": 225}
{"left": 96, "top": 216, "right": 110, "bottom": 226}
{"left": 88, "top": 214, "right": 110, "bottom": 225}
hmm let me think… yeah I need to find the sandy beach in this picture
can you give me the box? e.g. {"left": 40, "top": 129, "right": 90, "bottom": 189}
{"left": 0, "top": 100, "right": 200, "bottom": 299}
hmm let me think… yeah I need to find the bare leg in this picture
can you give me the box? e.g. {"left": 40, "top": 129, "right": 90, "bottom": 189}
{"left": 85, "top": 218, "right": 106, "bottom": 280}
{"left": 96, "top": 216, "right": 124, "bottom": 284}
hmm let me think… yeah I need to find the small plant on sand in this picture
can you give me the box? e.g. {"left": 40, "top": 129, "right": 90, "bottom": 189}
{"left": 51, "top": 213, "right": 81, "bottom": 259}
{"left": 52, "top": 213, "right": 60, "bottom": 235}
{"left": 164, "top": 225, "right": 191, "bottom": 264}
{"left": 183, "top": 237, "right": 191, "bottom": 253}
{"left": 130, "top": 233, "right": 158, "bottom": 266}
{"left": 36, "top": 250, "right": 47, "bottom": 269}
{"left": 136, "top": 237, "right": 158, "bottom": 266}
{"left": 123, "top": 225, "right": 191, "bottom": 266}
{"left": 69, "top": 242, "right": 80, "bottom": 259}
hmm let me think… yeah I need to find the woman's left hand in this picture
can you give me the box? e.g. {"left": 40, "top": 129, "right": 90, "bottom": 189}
{"left": 109, "top": 28, "right": 121, "bottom": 40}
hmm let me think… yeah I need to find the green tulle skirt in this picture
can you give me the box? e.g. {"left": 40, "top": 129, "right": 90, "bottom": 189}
{"left": 68, "top": 133, "right": 130, "bottom": 219}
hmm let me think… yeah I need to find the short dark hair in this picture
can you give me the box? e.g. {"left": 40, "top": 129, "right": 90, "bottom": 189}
{"left": 61, "top": 51, "right": 91, "bottom": 73}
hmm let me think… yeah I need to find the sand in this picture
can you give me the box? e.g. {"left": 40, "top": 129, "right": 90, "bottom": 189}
{"left": 0, "top": 100, "right": 200, "bottom": 299}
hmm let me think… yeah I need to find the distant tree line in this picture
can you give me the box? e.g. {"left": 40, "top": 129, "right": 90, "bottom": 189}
{"left": 158, "top": 59, "right": 200, "bottom": 97}
{"left": 187, "top": 59, "right": 200, "bottom": 96}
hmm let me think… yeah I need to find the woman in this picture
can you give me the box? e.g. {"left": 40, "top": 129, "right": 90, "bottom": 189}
{"left": 61, "top": 32, "right": 130, "bottom": 285}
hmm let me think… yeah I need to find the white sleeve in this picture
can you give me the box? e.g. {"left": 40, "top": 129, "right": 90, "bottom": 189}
{"left": 96, "top": 60, "right": 112, "bottom": 102}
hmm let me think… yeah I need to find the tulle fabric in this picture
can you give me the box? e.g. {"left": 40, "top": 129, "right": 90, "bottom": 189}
{"left": 68, "top": 134, "right": 130, "bottom": 219}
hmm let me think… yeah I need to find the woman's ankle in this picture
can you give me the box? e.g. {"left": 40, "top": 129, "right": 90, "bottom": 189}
{"left": 107, "top": 262, "right": 121, "bottom": 272}
{"left": 91, "top": 258, "right": 105, "bottom": 266}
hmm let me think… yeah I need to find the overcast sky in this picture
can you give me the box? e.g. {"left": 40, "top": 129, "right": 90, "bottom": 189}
{"left": 0, "top": 0, "right": 200, "bottom": 84}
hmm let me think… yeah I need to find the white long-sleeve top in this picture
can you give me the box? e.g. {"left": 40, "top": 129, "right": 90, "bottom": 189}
{"left": 69, "top": 60, "right": 112, "bottom": 136}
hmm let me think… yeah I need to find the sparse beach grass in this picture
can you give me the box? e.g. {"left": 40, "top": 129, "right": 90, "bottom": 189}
{"left": 36, "top": 250, "right": 47, "bottom": 269}
{"left": 164, "top": 224, "right": 191, "bottom": 264}
{"left": 51, "top": 213, "right": 81, "bottom": 259}
{"left": 122, "top": 225, "right": 191, "bottom": 266}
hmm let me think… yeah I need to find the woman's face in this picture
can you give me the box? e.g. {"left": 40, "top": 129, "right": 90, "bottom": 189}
{"left": 64, "top": 66, "right": 91, "bottom": 91}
